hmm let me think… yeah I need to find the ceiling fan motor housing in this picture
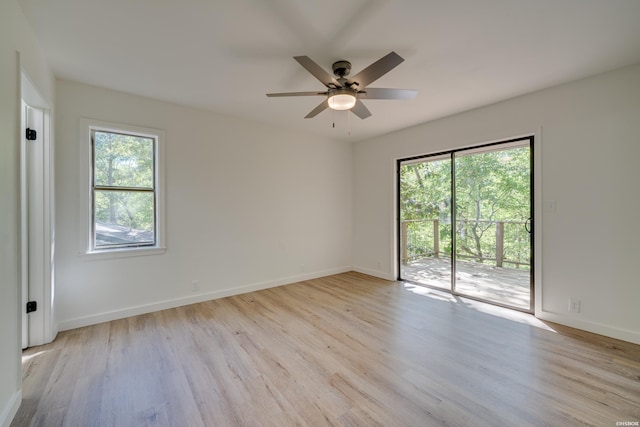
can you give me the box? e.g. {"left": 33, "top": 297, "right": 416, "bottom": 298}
{"left": 332, "top": 60, "right": 352, "bottom": 78}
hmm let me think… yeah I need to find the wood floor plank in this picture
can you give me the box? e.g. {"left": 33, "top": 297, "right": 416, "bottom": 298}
{"left": 11, "top": 272, "right": 640, "bottom": 426}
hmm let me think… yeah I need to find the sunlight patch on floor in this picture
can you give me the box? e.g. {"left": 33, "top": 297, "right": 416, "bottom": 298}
{"left": 401, "top": 281, "right": 556, "bottom": 333}
{"left": 402, "top": 282, "right": 456, "bottom": 302}
{"left": 22, "top": 349, "right": 52, "bottom": 364}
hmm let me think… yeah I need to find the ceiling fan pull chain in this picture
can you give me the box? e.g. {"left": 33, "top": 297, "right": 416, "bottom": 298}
{"left": 348, "top": 109, "right": 351, "bottom": 136}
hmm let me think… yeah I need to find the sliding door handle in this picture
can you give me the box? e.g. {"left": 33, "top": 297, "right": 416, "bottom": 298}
{"left": 525, "top": 218, "right": 532, "bottom": 233}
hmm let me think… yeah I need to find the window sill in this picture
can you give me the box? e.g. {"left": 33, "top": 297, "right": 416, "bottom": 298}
{"left": 80, "top": 246, "right": 166, "bottom": 261}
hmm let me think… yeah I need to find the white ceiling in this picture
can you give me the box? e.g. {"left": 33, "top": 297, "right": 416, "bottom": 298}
{"left": 19, "top": 0, "right": 640, "bottom": 142}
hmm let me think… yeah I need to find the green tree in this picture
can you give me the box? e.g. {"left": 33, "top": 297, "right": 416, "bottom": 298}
{"left": 94, "top": 131, "right": 154, "bottom": 242}
{"left": 454, "top": 147, "right": 529, "bottom": 264}
{"left": 400, "top": 146, "right": 530, "bottom": 267}
{"left": 400, "top": 158, "right": 452, "bottom": 260}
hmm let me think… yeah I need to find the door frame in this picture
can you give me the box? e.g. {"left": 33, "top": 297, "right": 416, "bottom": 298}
{"left": 396, "top": 135, "right": 535, "bottom": 313}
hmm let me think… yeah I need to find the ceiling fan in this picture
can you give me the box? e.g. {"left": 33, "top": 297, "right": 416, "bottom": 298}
{"left": 266, "top": 51, "right": 417, "bottom": 119}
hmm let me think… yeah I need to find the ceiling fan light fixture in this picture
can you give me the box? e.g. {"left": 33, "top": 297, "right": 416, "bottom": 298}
{"left": 327, "top": 90, "right": 356, "bottom": 110}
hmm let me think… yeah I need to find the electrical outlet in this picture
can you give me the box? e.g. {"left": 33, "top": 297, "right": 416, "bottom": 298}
{"left": 568, "top": 298, "right": 580, "bottom": 313}
{"left": 192, "top": 280, "right": 200, "bottom": 292}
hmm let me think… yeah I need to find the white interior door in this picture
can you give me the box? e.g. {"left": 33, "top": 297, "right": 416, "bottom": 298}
{"left": 21, "top": 103, "right": 29, "bottom": 349}
{"left": 21, "top": 102, "right": 48, "bottom": 348}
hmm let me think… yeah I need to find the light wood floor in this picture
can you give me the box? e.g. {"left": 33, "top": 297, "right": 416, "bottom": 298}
{"left": 12, "top": 272, "right": 640, "bottom": 426}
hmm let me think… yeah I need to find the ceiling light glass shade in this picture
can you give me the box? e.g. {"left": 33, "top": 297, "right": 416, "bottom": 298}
{"left": 328, "top": 90, "right": 357, "bottom": 110}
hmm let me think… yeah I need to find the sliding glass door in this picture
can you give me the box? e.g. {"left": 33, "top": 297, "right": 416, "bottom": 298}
{"left": 398, "top": 137, "right": 533, "bottom": 312}
{"left": 399, "top": 155, "right": 452, "bottom": 291}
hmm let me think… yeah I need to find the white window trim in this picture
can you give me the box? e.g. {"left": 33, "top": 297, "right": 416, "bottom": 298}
{"left": 78, "top": 118, "right": 166, "bottom": 260}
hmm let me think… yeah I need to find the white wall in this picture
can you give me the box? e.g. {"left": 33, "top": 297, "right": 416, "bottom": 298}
{"left": 0, "top": 1, "right": 55, "bottom": 426}
{"left": 353, "top": 63, "right": 640, "bottom": 344}
{"left": 55, "top": 80, "right": 353, "bottom": 329}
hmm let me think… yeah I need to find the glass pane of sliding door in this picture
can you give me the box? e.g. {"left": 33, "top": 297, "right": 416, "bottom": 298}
{"left": 399, "top": 156, "right": 451, "bottom": 290}
{"left": 398, "top": 137, "right": 533, "bottom": 312}
{"left": 453, "top": 142, "right": 532, "bottom": 310}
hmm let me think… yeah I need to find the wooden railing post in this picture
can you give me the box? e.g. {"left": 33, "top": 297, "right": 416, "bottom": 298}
{"left": 401, "top": 221, "right": 408, "bottom": 265}
{"left": 433, "top": 219, "right": 439, "bottom": 257}
{"left": 496, "top": 221, "right": 504, "bottom": 267}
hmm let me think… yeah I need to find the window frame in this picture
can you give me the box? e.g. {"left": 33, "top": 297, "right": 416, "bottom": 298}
{"left": 79, "top": 119, "right": 165, "bottom": 259}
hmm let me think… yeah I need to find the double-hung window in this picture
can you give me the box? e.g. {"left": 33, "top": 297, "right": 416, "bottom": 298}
{"left": 82, "top": 119, "right": 165, "bottom": 256}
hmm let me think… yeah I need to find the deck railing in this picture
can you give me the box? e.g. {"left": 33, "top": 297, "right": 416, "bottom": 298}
{"left": 401, "top": 219, "right": 530, "bottom": 269}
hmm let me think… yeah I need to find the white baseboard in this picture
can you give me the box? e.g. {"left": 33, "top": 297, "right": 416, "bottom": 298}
{"left": 57, "top": 266, "right": 352, "bottom": 331}
{"left": 0, "top": 390, "right": 21, "bottom": 427}
{"left": 352, "top": 265, "right": 396, "bottom": 281}
{"left": 537, "top": 310, "right": 640, "bottom": 345}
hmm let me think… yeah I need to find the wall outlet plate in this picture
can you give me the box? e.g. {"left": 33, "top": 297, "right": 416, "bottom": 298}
{"left": 569, "top": 298, "right": 581, "bottom": 313}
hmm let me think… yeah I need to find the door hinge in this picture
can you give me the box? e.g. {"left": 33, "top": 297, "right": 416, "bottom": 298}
{"left": 26, "top": 301, "right": 37, "bottom": 313}
{"left": 26, "top": 128, "right": 37, "bottom": 141}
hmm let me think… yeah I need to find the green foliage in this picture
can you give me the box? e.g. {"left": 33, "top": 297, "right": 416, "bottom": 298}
{"left": 93, "top": 131, "right": 155, "bottom": 243}
{"left": 94, "top": 131, "right": 153, "bottom": 188}
{"left": 400, "top": 158, "right": 451, "bottom": 221}
{"left": 400, "top": 158, "right": 452, "bottom": 261}
{"left": 400, "top": 146, "right": 530, "bottom": 268}
{"left": 94, "top": 191, "right": 154, "bottom": 233}
{"left": 455, "top": 148, "right": 529, "bottom": 223}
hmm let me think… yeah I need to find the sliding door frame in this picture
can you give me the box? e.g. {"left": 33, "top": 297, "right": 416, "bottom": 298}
{"left": 396, "top": 135, "right": 535, "bottom": 313}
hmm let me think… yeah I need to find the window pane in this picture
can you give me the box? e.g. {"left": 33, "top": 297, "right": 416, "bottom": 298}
{"left": 94, "top": 190, "right": 155, "bottom": 247}
{"left": 94, "top": 131, "right": 154, "bottom": 188}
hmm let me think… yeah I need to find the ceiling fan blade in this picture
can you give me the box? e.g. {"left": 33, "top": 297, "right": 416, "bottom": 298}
{"left": 350, "top": 51, "right": 404, "bottom": 88}
{"left": 350, "top": 99, "right": 372, "bottom": 119}
{"left": 294, "top": 56, "right": 342, "bottom": 88}
{"left": 359, "top": 88, "right": 418, "bottom": 100}
{"left": 305, "top": 99, "right": 329, "bottom": 118}
{"left": 266, "top": 91, "right": 326, "bottom": 97}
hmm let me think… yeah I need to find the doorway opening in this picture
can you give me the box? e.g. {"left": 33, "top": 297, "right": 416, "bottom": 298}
{"left": 397, "top": 136, "right": 533, "bottom": 312}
